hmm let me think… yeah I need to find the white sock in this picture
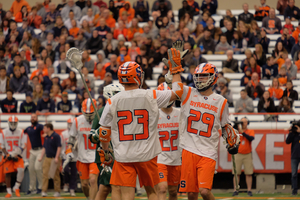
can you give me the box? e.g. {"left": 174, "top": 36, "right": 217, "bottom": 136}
{"left": 14, "top": 182, "right": 21, "bottom": 189}
{"left": 7, "top": 188, "right": 12, "bottom": 194}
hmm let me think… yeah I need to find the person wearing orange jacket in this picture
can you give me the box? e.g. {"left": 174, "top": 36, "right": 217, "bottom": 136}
{"left": 117, "top": 46, "right": 131, "bottom": 65}
{"left": 232, "top": 117, "right": 255, "bottom": 197}
{"left": 10, "top": 0, "right": 31, "bottom": 17}
{"left": 27, "top": 7, "right": 43, "bottom": 29}
{"left": 119, "top": 1, "right": 135, "bottom": 22}
{"left": 292, "top": 22, "right": 300, "bottom": 44}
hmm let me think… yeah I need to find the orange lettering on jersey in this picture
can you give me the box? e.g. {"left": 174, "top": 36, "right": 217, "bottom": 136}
{"left": 5, "top": 136, "right": 20, "bottom": 139}
{"left": 157, "top": 123, "right": 179, "bottom": 129}
{"left": 189, "top": 101, "right": 218, "bottom": 113}
{"left": 79, "top": 127, "right": 91, "bottom": 132}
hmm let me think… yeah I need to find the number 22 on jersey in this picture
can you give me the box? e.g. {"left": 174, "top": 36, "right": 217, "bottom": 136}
{"left": 187, "top": 109, "right": 215, "bottom": 137}
{"left": 159, "top": 130, "right": 178, "bottom": 151}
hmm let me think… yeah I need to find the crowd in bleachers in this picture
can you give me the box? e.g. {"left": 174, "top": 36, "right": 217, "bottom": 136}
{"left": 0, "top": 0, "right": 299, "bottom": 116}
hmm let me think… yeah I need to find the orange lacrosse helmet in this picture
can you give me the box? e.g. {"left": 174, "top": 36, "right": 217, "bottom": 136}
{"left": 8, "top": 115, "right": 18, "bottom": 131}
{"left": 193, "top": 63, "right": 218, "bottom": 91}
{"left": 82, "top": 98, "right": 97, "bottom": 122}
{"left": 67, "top": 118, "right": 73, "bottom": 130}
{"left": 118, "top": 61, "right": 144, "bottom": 87}
{"left": 157, "top": 82, "right": 174, "bottom": 107}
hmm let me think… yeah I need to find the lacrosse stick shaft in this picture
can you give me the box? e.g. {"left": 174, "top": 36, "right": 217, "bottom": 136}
{"left": 232, "top": 154, "right": 240, "bottom": 191}
{"left": 77, "top": 70, "right": 100, "bottom": 121}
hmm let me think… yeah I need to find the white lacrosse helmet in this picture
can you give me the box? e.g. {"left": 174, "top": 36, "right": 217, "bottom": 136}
{"left": 67, "top": 118, "right": 74, "bottom": 130}
{"left": 157, "top": 82, "right": 174, "bottom": 107}
{"left": 103, "top": 83, "right": 124, "bottom": 99}
{"left": 193, "top": 63, "right": 218, "bottom": 91}
{"left": 8, "top": 115, "right": 18, "bottom": 131}
{"left": 82, "top": 98, "right": 97, "bottom": 122}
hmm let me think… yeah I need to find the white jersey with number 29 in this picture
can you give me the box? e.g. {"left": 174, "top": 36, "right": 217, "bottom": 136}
{"left": 100, "top": 89, "right": 172, "bottom": 163}
{"left": 69, "top": 115, "right": 96, "bottom": 163}
{"left": 179, "top": 86, "right": 231, "bottom": 161}
{"left": 157, "top": 108, "right": 181, "bottom": 166}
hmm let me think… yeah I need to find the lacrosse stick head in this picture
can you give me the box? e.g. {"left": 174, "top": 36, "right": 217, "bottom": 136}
{"left": 223, "top": 124, "right": 240, "bottom": 147}
{"left": 66, "top": 47, "right": 83, "bottom": 70}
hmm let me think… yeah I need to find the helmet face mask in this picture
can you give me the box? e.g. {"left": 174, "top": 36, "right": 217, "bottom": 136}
{"left": 9, "top": 122, "right": 18, "bottom": 131}
{"left": 103, "top": 83, "right": 125, "bottom": 99}
{"left": 193, "top": 63, "right": 218, "bottom": 91}
{"left": 83, "top": 111, "right": 95, "bottom": 122}
{"left": 81, "top": 98, "right": 97, "bottom": 122}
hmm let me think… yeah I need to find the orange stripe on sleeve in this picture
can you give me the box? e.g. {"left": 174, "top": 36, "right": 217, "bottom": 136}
{"left": 153, "top": 90, "right": 157, "bottom": 99}
{"left": 220, "top": 99, "right": 228, "bottom": 122}
{"left": 182, "top": 87, "right": 192, "bottom": 106}
{"left": 75, "top": 118, "right": 78, "bottom": 130}
{"left": 108, "top": 98, "right": 112, "bottom": 105}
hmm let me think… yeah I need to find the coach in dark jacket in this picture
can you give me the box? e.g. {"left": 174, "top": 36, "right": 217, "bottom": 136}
{"left": 286, "top": 121, "right": 300, "bottom": 195}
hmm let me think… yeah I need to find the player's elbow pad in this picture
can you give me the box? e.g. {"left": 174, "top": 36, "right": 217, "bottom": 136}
{"left": 172, "top": 82, "right": 183, "bottom": 100}
{"left": 98, "top": 126, "right": 111, "bottom": 143}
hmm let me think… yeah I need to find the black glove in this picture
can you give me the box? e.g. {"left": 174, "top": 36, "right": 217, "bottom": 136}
{"left": 227, "top": 144, "right": 239, "bottom": 155}
{"left": 5, "top": 154, "right": 13, "bottom": 160}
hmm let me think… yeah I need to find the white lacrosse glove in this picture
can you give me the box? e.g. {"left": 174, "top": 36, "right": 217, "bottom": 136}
{"left": 164, "top": 70, "right": 173, "bottom": 89}
{"left": 172, "top": 40, "right": 189, "bottom": 59}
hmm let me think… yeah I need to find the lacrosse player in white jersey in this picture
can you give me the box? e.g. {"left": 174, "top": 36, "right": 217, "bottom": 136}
{"left": 156, "top": 82, "right": 181, "bottom": 200}
{"left": 98, "top": 46, "right": 185, "bottom": 200}
{"left": 164, "top": 62, "right": 240, "bottom": 200}
{"left": 61, "top": 118, "right": 77, "bottom": 196}
{"left": 0, "top": 116, "right": 27, "bottom": 198}
{"left": 65, "top": 99, "right": 99, "bottom": 200}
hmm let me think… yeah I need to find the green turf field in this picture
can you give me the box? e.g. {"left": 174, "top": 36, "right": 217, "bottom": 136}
{"left": 0, "top": 193, "right": 300, "bottom": 200}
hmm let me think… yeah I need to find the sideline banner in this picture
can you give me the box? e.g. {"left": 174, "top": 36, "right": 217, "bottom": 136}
{"left": 217, "top": 129, "right": 291, "bottom": 173}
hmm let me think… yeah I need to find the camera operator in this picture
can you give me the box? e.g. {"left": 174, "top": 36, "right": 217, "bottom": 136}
{"left": 232, "top": 117, "right": 255, "bottom": 197}
{"left": 286, "top": 120, "right": 300, "bottom": 195}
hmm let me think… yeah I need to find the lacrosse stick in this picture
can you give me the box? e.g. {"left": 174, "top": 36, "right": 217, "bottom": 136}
{"left": 67, "top": 48, "right": 111, "bottom": 172}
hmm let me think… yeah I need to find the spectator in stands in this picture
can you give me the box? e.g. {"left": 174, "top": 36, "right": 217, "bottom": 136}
{"left": 39, "top": 123, "right": 61, "bottom": 197}
{"left": 27, "top": 6, "right": 43, "bottom": 29}
{"left": 254, "top": 0, "right": 270, "bottom": 21}
{"left": 178, "top": 0, "right": 193, "bottom": 21}
{"left": 135, "top": 4, "right": 149, "bottom": 22}
{"left": 0, "top": 65, "right": 10, "bottom": 94}
{"left": 57, "top": 91, "right": 72, "bottom": 113}
{"left": 119, "top": 1, "right": 135, "bottom": 22}
{"left": 239, "top": 3, "right": 254, "bottom": 24}
{"left": 292, "top": 22, "right": 300, "bottom": 44}
{"left": 113, "top": 20, "right": 128, "bottom": 39}
{"left": 200, "top": 0, "right": 217, "bottom": 15}
{"left": 94, "top": 0, "right": 107, "bottom": 9}
{"left": 20, "top": 92, "right": 36, "bottom": 113}
{"left": 187, "top": 0, "right": 199, "bottom": 16}
{"left": 277, "top": 0, "right": 289, "bottom": 15}
{"left": 9, "top": 66, "right": 28, "bottom": 93}
{"left": 239, "top": 22, "right": 255, "bottom": 47}
{"left": 232, "top": 30, "right": 247, "bottom": 54}
{"left": 276, "top": 27, "right": 295, "bottom": 53}
{"left": 32, "top": 83, "right": 43, "bottom": 104}
{"left": 55, "top": 53, "right": 71, "bottom": 74}
{"left": 0, "top": 89, "right": 17, "bottom": 113}
{"left": 246, "top": 72, "right": 265, "bottom": 100}
{"left": 102, "top": 32, "right": 118, "bottom": 51}
{"left": 253, "top": 44, "right": 267, "bottom": 67}
{"left": 153, "top": 44, "right": 168, "bottom": 66}
{"left": 262, "top": 8, "right": 281, "bottom": 34}
{"left": 98, "top": 72, "right": 113, "bottom": 95}
{"left": 245, "top": 57, "right": 261, "bottom": 78}
{"left": 192, "top": 24, "right": 204, "bottom": 44}
{"left": 224, "top": 20, "right": 235, "bottom": 45}
{"left": 215, "top": 77, "right": 233, "bottom": 107}
{"left": 74, "top": 33, "right": 87, "bottom": 50}
{"left": 197, "top": 28, "right": 215, "bottom": 54}
{"left": 293, "top": 51, "right": 300, "bottom": 70}
{"left": 215, "top": 35, "right": 232, "bottom": 54}
{"left": 95, "top": 18, "right": 111, "bottom": 39}
{"left": 44, "top": 3, "right": 60, "bottom": 29}
{"left": 241, "top": 68, "right": 252, "bottom": 87}
{"left": 278, "top": 63, "right": 289, "bottom": 86}
{"left": 220, "top": 10, "right": 236, "bottom": 29}
{"left": 258, "top": 28, "right": 270, "bottom": 53}
{"left": 81, "top": 8, "right": 95, "bottom": 26}
{"left": 291, "top": 34, "right": 300, "bottom": 59}
{"left": 262, "top": 56, "right": 278, "bottom": 79}
{"left": 30, "top": 60, "right": 48, "bottom": 80}
{"left": 277, "top": 96, "right": 294, "bottom": 112}
{"left": 151, "top": 0, "right": 172, "bottom": 13}
{"left": 284, "top": 0, "right": 300, "bottom": 21}
{"left": 81, "top": 50, "right": 95, "bottom": 73}
{"left": 157, "top": 28, "right": 172, "bottom": 47}
{"left": 86, "top": 29, "right": 103, "bottom": 54}
{"left": 221, "top": 50, "right": 238, "bottom": 73}
{"left": 117, "top": 46, "right": 131, "bottom": 65}
{"left": 15, "top": 5, "right": 29, "bottom": 22}
{"left": 258, "top": 90, "right": 276, "bottom": 112}
{"left": 61, "top": 71, "right": 77, "bottom": 93}
{"left": 269, "top": 77, "right": 284, "bottom": 100}
{"left": 182, "top": 27, "right": 195, "bottom": 48}
{"left": 127, "top": 18, "right": 143, "bottom": 41}
{"left": 36, "top": 90, "right": 55, "bottom": 113}
{"left": 82, "top": 0, "right": 99, "bottom": 16}
{"left": 283, "top": 80, "right": 299, "bottom": 105}
{"left": 104, "top": 54, "right": 119, "bottom": 80}
{"left": 7, "top": 52, "right": 29, "bottom": 77}
{"left": 50, "top": 84, "right": 62, "bottom": 106}
{"left": 183, "top": 13, "right": 196, "bottom": 33}
{"left": 10, "top": 0, "right": 31, "bottom": 17}
{"left": 282, "top": 17, "right": 294, "bottom": 35}
{"left": 232, "top": 117, "right": 255, "bottom": 197}
{"left": 77, "top": 67, "right": 95, "bottom": 90}
{"left": 52, "top": 16, "right": 67, "bottom": 39}
{"left": 61, "top": 0, "right": 81, "bottom": 21}
{"left": 187, "top": 48, "right": 207, "bottom": 67}
{"left": 282, "top": 58, "right": 298, "bottom": 80}
{"left": 64, "top": 10, "right": 80, "bottom": 30}
{"left": 41, "top": 32, "right": 56, "bottom": 49}
{"left": 76, "top": 0, "right": 86, "bottom": 10}
{"left": 0, "top": 3, "right": 6, "bottom": 20}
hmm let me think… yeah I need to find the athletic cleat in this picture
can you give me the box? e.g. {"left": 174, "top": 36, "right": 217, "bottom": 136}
{"left": 53, "top": 192, "right": 60, "bottom": 197}
{"left": 63, "top": 185, "right": 69, "bottom": 192}
{"left": 232, "top": 191, "right": 239, "bottom": 196}
{"left": 41, "top": 192, "right": 47, "bottom": 197}
{"left": 14, "top": 189, "right": 20, "bottom": 197}
{"left": 70, "top": 189, "right": 76, "bottom": 197}
{"left": 247, "top": 191, "right": 253, "bottom": 196}
{"left": 37, "top": 189, "right": 42, "bottom": 194}
{"left": 5, "top": 193, "right": 12, "bottom": 198}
